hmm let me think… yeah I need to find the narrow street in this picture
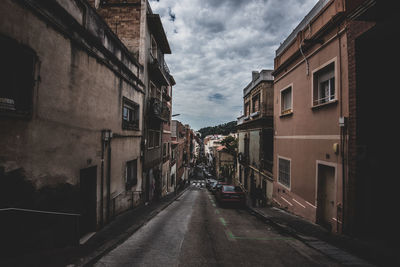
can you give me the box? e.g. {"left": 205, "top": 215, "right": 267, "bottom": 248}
{"left": 94, "top": 186, "right": 340, "bottom": 267}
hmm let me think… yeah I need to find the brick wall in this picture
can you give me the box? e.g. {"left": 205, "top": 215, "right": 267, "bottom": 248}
{"left": 88, "top": 0, "right": 142, "bottom": 56}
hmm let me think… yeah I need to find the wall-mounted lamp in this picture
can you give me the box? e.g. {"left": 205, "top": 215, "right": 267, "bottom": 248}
{"left": 102, "top": 129, "right": 113, "bottom": 141}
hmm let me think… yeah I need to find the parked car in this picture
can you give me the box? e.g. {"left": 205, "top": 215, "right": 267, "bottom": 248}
{"left": 215, "top": 185, "right": 246, "bottom": 206}
{"left": 215, "top": 181, "right": 228, "bottom": 192}
{"left": 210, "top": 181, "right": 220, "bottom": 194}
{"left": 206, "top": 179, "right": 217, "bottom": 190}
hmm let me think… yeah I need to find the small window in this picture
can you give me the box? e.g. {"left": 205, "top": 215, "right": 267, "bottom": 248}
{"left": 150, "top": 82, "right": 161, "bottom": 100}
{"left": 171, "top": 173, "right": 175, "bottom": 186}
{"left": 252, "top": 93, "right": 260, "bottom": 113}
{"left": 148, "top": 130, "right": 160, "bottom": 149}
{"left": 0, "top": 36, "right": 36, "bottom": 117}
{"left": 280, "top": 86, "right": 292, "bottom": 115}
{"left": 163, "top": 142, "right": 167, "bottom": 157}
{"left": 313, "top": 62, "right": 335, "bottom": 106}
{"left": 122, "top": 97, "right": 139, "bottom": 130}
{"left": 278, "top": 157, "right": 291, "bottom": 188}
{"left": 154, "top": 131, "right": 160, "bottom": 147}
{"left": 126, "top": 159, "right": 138, "bottom": 189}
{"left": 244, "top": 101, "right": 250, "bottom": 117}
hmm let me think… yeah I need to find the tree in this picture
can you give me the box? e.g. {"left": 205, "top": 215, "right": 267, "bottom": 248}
{"left": 198, "top": 121, "right": 237, "bottom": 138}
{"left": 221, "top": 135, "right": 238, "bottom": 156}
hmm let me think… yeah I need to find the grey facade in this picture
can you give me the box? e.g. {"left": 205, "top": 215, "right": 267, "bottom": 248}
{"left": 0, "top": 0, "right": 144, "bottom": 241}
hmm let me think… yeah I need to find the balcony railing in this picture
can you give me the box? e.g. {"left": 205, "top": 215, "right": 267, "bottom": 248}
{"left": 149, "top": 97, "right": 170, "bottom": 122}
{"left": 149, "top": 50, "right": 171, "bottom": 86}
{"left": 261, "top": 158, "right": 273, "bottom": 173}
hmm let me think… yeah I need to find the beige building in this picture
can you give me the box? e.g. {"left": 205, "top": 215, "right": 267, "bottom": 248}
{"left": 236, "top": 70, "right": 274, "bottom": 206}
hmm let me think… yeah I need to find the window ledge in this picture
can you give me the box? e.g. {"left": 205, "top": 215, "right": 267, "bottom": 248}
{"left": 250, "top": 111, "right": 260, "bottom": 118}
{"left": 279, "top": 110, "right": 293, "bottom": 118}
{"left": 311, "top": 99, "right": 338, "bottom": 110}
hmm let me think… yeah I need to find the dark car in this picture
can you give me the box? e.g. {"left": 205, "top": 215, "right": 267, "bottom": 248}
{"left": 206, "top": 179, "right": 217, "bottom": 190}
{"left": 215, "top": 181, "right": 228, "bottom": 192}
{"left": 210, "top": 180, "right": 221, "bottom": 194}
{"left": 216, "top": 185, "right": 246, "bottom": 206}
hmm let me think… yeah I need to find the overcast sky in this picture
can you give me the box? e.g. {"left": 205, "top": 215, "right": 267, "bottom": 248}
{"left": 149, "top": 0, "right": 319, "bottom": 130}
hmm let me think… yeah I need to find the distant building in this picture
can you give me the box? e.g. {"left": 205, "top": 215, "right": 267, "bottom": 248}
{"left": 215, "top": 147, "right": 235, "bottom": 183}
{"left": 236, "top": 70, "right": 274, "bottom": 206}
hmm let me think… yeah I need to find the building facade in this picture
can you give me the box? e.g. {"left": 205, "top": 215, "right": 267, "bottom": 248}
{"left": 89, "top": 0, "right": 175, "bottom": 203}
{"left": 0, "top": 0, "right": 144, "bottom": 239}
{"left": 236, "top": 70, "right": 274, "bottom": 206}
{"left": 272, "top": 0, "right": 396, "bottom": 238}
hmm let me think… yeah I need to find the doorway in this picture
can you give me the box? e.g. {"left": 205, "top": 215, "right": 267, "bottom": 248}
{"left": 79, "top": 166, "right": 97, "bottom": 236}
{"left": 316, "top": 163, "right": 335, "bottom": 231}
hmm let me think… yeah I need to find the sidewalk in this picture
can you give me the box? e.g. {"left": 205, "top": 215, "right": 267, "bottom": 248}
{"left": 1, "top": 186, "right": 190, "bottom": 267}
{"left": 248, "top": 205, "right": 400, "bottom": 267}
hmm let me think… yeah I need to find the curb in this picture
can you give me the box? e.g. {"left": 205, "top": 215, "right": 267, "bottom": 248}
{"left": 73, "top": 186, "right": 190, "bottom": 267}
{"left": 248, "top": 207, "right": 374, "bottom": 266}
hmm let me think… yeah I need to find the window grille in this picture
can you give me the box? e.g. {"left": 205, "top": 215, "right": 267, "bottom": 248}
{"left": 278, "top": 158, "right": 290, "bottom": 188}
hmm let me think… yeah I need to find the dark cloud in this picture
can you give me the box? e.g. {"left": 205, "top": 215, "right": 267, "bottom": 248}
{"left": 168, "top": 7, "right": 176, "bottom": 21}
{"left": 203, "top": 0, "right": 249, "bottom": 8}
{"left": 208, "top": 93, "right": 225, "bottom": 102}
{"left": 196, "top": 19, "right": 225, "bottom": 34}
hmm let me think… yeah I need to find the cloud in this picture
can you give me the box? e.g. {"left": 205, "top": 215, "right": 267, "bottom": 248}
{"left": 208, "top": 93, "right": 225, "bottom": 102}
{"left": 149, "top": 0, "right": 319, "bottom": 130}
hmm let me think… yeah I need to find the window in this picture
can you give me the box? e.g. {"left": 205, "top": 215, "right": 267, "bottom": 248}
{"left": 171, "top": 173, "right": 175, "bottom": 186}
{"left": 252, "top": 93, "right": 260, "bottom": 113}
{"left": 150, "top": 82, "right": 161, "bottom": 100}
{"left": 244, "top": 101, "right": 250, "bottom": 117}
{"left": 163, "top": 142, "right": 168, "bottom": 157}
{"left": 313, "top": 62, "right": 335, "bottom": 106}
{"left": 122, "top": 97, "right": 139, "bottom": 130}
{"left": 148, "top": 130, "right": 160, "bottom": 149}
{"left": 280, "top": 86, "right": 292, "bottom": 115}
{"left": 126, "top": 159, "right": 138, "bottom": 189}
{"left": 278, "top": 157, "right": 291, "bottom": 188}
{"left": 0, "top": 36, "right": 36, "bottom": 117}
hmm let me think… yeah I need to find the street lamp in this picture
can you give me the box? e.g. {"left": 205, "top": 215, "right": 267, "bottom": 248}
{"left": 171, "top": 113, "right": 180, "bottom": 117}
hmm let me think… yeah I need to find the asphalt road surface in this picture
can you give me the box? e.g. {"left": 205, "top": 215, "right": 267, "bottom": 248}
{"left": 94, "top": 186, "right": 341, "bottom": 267}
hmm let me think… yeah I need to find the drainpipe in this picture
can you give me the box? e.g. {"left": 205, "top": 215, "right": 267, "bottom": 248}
{"left": 299, "top": 43, "right": 310, "bottom": 76}
{"left": 106, "top": 130, "right": 112, "bottom": 222}
{"left": 100, "top": 132, "right": 105, "bottom": 227}
{"left": 101, "top": 129, "right": 112, "bottom": 224}
{"left": 338, "top": 26, "right": 346, "bottom": 234}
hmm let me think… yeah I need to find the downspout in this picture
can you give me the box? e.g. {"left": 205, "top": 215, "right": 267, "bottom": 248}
{"left": 338, "top": 26, "right": 346, "bottom": 233}
{"left": 100, "top": 132, "right": 105, "bottom": 227}
{"left": 106, "top": 131, "right": 112, "bottom": 222}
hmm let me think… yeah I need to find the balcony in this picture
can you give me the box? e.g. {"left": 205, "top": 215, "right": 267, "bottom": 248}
{"left": 149, "top": 97, "right": 170, "bottom": 122}
{"left": 260, "top": 158, "right": 273, "bottom": 173}
{"left": 163, "top": 87, "right": 171, "bottom": 101}
{"left": 149, "top": 52, "right": 170, "bottom": 86}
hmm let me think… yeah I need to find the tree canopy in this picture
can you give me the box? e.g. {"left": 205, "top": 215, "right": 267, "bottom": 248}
{"left": 198, "top": 121, "right": 237, "bottom": 138}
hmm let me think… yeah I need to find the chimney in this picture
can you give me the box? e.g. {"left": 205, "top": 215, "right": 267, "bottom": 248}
{"left": 252, "top": 71, "right": 259, "bottom": 82}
